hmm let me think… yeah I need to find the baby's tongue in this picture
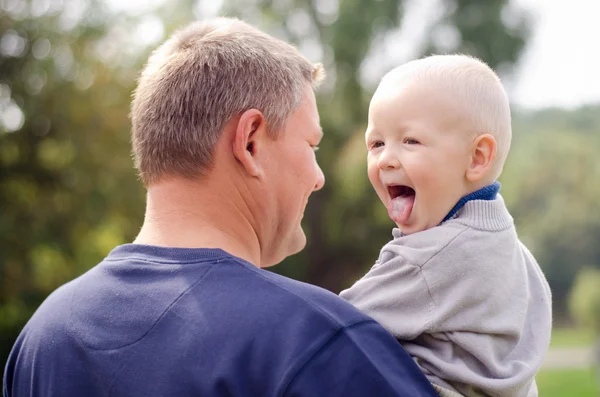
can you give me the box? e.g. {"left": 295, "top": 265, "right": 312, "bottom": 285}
{"left": 388, "top": 195, "right": 414, "bottom": 225}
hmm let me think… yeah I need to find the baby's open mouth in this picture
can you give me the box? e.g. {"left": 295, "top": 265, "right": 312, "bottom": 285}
{"left": 388, "top": 185, "right": 415, "bottom": 200}
{"left": 387, "top": 185, "right": 415, "bottom": 225}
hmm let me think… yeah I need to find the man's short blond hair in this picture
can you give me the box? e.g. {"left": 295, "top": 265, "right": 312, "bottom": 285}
{"left": 131, "top": 18, "right": 324, "bottom": 185}
{"left": 382, "top": 54, "right": 512, "bottom": 180}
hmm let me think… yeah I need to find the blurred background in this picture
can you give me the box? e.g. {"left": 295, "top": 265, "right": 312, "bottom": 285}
{"left": 1, "top": 0, "right": 599, "bottom": 394}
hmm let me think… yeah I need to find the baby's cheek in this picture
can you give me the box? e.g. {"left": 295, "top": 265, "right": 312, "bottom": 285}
{"left": 366, "top": 167, "right": 379, "bottom": 186}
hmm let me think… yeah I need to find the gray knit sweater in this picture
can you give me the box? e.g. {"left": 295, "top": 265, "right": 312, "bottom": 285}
{"left": 340, "top": 197, "right": 552, "bottom": 397}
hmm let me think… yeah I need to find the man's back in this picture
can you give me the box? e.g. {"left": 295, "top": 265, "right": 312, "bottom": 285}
{"left": 4, "top": 244, "right": 436, "bottom": 397}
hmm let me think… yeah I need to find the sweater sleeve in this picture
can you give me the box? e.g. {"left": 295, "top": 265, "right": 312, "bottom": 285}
{"left": 339, "top": 254, "right": 434, "bottom": 340}
{"left": 281, "top": 320, "right": 438, "bottom": 397}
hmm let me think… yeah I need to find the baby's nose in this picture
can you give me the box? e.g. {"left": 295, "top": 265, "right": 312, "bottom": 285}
{"left": 377, "top": 148, "right": 401, "bottom": 170}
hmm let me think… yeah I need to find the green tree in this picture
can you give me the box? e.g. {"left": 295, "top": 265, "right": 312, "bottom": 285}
{"left": 0, "top": 0, "right": 146, "bottom": 362}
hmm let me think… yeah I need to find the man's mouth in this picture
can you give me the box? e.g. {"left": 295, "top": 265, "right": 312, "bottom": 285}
{"left": 386, "top": 185, "right": 415, "bottom": 225}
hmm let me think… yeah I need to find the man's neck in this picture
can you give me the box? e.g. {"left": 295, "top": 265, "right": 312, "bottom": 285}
{"left": 134, "top": 178, "right": 262, "bottom": 267}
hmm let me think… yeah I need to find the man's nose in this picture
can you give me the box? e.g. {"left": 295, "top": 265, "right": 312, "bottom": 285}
{"left": 314, "top": 166, "right": 325, "bottom": 191}
{"left": 377, "top": 147, "right": 401, "bottom": 170}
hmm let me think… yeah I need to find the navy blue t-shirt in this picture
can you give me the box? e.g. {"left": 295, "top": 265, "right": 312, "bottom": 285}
{"left": 4, "top": 245, "right": 437, "bottom": 397}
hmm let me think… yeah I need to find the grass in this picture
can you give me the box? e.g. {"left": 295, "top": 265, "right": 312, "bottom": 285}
{"left": 537, "top": 368, "right": 598, "bottom": 397}
{"left": 551, "top": 327, "right": 596, "bottom": 348}
{"left": 537, "top": 327, "right": 598, "bottom": 396}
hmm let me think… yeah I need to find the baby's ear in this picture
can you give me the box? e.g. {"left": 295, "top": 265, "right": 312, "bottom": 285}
{"left": 466, "top": 134, "right": 496, "bottom": 182}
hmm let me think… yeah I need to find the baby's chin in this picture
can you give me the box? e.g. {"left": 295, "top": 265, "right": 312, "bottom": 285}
{"left": 395, "top": 222, "right": 419, "bottom": 235}
{"left": 395, "top": 218, "right": 440, "bottom": 235}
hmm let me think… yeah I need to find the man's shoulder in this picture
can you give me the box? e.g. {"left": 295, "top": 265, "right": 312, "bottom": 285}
{"left": 19, "top": 251, "right": 373, "bottom": 344}
{"left": 5, "top": 252, "right": 387, "bottom": 395}
{"left": 212, "top": 256, "right": 375, "bottom": 329}
{"left": 18, "top": 275, "right": 81, "bottom": 335}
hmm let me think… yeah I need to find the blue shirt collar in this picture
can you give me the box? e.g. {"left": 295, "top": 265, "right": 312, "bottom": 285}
{"left": 441, "top": 181, "right": 500, "bottom": 223}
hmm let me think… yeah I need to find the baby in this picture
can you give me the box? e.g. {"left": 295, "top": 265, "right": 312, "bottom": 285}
{"left": 340, "top": 55, "right": 552, "bottom": 397}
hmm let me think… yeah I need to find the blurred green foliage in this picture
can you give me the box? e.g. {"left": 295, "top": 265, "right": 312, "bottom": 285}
{"left": 569, "top": 268, "right": 600, "bottom": 334}
{"left": 504, "top": 109, "right": 600, "bottom": 319}
{"left": 1, "top": 0, "right": 599, "bottom": 368}
{"left": 0, "top": 0, "right": 146, "bottom": 361}
{"left": 550, "top": 327, "right": 597, "bottom": 348}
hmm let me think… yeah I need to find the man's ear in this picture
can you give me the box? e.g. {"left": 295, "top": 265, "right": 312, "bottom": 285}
{"left": 232, "top": 109, "right": 268, "bottom": 178}
{"left": 466, "top": 133, "right": 497, "bottom": 182}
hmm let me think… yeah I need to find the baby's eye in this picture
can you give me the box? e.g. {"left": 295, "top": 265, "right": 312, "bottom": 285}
{"left": 369, "top": 141, "right": 384, "bottom": 149}
{"left": 404, "top": 138, "right": 420, "bottom": 145}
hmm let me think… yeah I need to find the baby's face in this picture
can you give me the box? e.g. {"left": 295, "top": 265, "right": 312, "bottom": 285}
{"left": 366, "top": 81, "right": 474, "bottom": 234}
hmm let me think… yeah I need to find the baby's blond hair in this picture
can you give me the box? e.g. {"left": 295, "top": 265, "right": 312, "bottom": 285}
{"left": 381, "top": 54, "right": 512, "bottom": 180}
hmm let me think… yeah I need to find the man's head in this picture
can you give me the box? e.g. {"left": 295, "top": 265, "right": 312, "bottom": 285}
{"left": 365, "top": 54, "right": 512, "bottom": 234}
{"left": 130, "top": 18, "right": 325, "bottom": 266}
{"left": 131, "top": 17, "right": 324, "bottom": 185}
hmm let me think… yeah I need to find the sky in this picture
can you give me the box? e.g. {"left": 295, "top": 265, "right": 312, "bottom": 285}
{"left": 511, "top": 0, "right": 600, "bottom": 109}
{"left": 104, "top": 0, "right": 600, "bottom": 110}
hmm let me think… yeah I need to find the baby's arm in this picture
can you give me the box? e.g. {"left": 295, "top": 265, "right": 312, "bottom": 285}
{"left": 340, "top": 254, "right": 433, "bottom": 341}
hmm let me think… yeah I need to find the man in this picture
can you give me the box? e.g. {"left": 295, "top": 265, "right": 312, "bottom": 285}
{"left": 4, "top": 18, "right": 437, "bottom": 396}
